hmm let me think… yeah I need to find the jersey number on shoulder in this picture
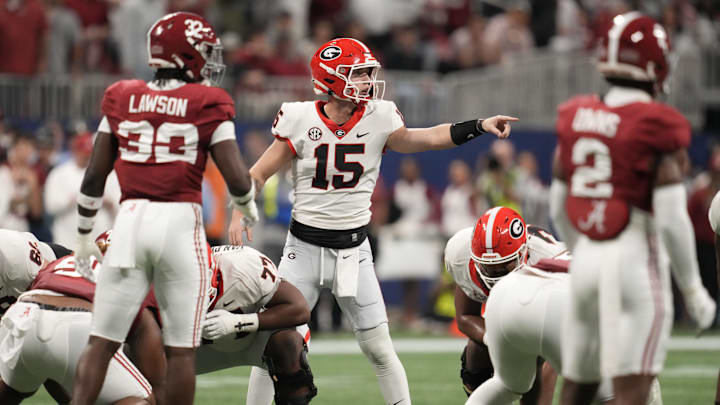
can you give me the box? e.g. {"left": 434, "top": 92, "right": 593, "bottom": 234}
{"left": 311, "top": 144, "right": 365, "bottom": 190}
{"left": 260, "top": 256, "right": 277, "bottom": 282}
{"left": 117, "top": 120, "right": 199, "bottom": 164}
{"left": 570, "top": 137, "right": 613, "bottom": 198}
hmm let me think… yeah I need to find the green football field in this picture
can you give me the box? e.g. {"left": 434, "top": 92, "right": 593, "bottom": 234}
{"left": 22, "top": 331, "right": 720, "bottom": 405}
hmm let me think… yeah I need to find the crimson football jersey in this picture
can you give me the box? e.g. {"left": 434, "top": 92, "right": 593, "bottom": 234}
{"left": 100, "top": 79, "right": 236, "bottom": 203}
{"left": 30, "top": 255, "right": 160, "bottom": 329}
{"left": 556, "top": 89, "right": 690, "bottom": 240}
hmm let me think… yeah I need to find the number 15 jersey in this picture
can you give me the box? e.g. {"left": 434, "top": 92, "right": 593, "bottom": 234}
{"left": 99, "top": 79, "right": 237, "bottom": 204}
{"left": 272, "top": 100, "right": 405, "bottom": 230}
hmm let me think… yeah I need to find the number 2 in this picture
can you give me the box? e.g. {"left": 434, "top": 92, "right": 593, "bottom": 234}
{"left": 570, "top": 137, "right": 613, "bottom": 198}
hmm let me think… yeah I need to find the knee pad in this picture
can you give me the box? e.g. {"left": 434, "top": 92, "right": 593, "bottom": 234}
{"left": 461, "top": 346, "right": 494, "bottom": 396}
{"left": 355, "top": 323, "right": 397, "bottom": 368}
{"left": 265, "top": 342, "right": 317, "bottom": 405}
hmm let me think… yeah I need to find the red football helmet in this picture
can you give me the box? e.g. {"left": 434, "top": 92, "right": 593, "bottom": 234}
{"left": 147, "top": 12, "right": 225, "bottom": 86}
{"left": 310, "top": 38, "right": 385, "bottom": 104}
{"left": 597, "top": 12, "right": 671, "bottom": 93}
{"left": 94, "top": 229, "right": 113, "bottom": 256}
{"left": 470, "top": 206, "right": 527, "bottom": 288}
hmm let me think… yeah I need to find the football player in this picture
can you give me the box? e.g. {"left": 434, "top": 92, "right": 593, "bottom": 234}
{"left": 229, "top": 37, "right": 518, "bottom": 405}
{"left": 196, "top": 245, "right": 315, "bottom": 405}
{"left": 0, "top": 229, "right": 72, "bottom": 315}
{"left": 463, "top": 207, "right": 662, "bottom": 405}
{"left": 70, "top": 12, "right": 259, "bottom": 405}
{"left": 705, "top": 191, "right": 720, "bottom": 405}
{"left": 0, "top": 231, "right": 163, "bottom": 405}
{"left": 549, "top": 12, "right": 716, "bottom": 405}
{"left": 444, "top": 206, "right": 569, "bottom": 401}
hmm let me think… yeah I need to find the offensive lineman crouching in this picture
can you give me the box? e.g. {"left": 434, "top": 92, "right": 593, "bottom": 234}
{"left": 197, "top": 245, "right": 316, "bottom": 405}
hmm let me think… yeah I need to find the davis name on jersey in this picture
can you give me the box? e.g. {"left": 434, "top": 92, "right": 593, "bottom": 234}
{"left": 444, "top": 225, "right": 569, "bottom": 303}
{"left": 100, "top": 79, "right": 236, "bottom": 204}
{"left": 209, "top": 245, "right": 282, "bottom": 315}
{"left": 556, "top": 92, "right": 690, "bottom": 240}
{"left": 0, "top": 230, "right": 57, "bottom": 312}
{"left": 271, "top": 100, "right": 405, "bottom": 230}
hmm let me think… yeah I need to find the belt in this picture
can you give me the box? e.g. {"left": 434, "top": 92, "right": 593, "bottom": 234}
{"left": 19, "top": 301, "right": 91, "bottom": 313}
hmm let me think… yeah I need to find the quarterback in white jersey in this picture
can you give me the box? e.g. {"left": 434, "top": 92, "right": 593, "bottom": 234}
{"left": 230, "top": 37, "right": 517, "bottom": 405}
{"left": 198, "top": 245, "right": 315, "bottom": 405}
{"left": 0, "top": 230, "right": 72, "bottom": 314}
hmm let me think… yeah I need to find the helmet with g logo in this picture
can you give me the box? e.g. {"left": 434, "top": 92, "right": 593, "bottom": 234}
{"left": 470, "top": 206, "right": 528, "bottom": 288}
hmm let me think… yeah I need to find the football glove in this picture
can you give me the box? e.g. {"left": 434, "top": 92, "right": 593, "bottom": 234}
{"left": 682, "top": 283, "right": 716, "bottom": 331}
{"left": 201, "top": 309, "right": 259, "bottom": 340}
{"left": 230, "top": 181, "right": 259, "bottom": 228}
{"left": 75, "top": 232, "right": 102, "bottom": 283}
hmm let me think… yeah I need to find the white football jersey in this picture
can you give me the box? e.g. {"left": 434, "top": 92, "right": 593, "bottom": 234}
{"left": 444, "top": 225, "right": 570, "bottom": 303}
{"left": 211, "top": 245, "right": 282, "bottom": 314}
{"left": 272, "top": 100, "right": 405, "bottom": 230}
{"left": 0, "top": 230, "right": 57, "bottom": 308}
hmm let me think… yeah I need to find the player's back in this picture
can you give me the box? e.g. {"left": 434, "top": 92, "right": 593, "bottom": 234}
{"left": 101, "top": 79, "right": 235, "bottom": 204}
{"left": 555, "top": 88, "right": 690, "bottom": 240}
{"left": 484, "top": 267, "right": 568, "bottom": 370}
{"left": 210, "top": 245, "right": 281, "bottom": 314}
{"left": 0, "top": 230, "right": 56, "bottom": 308}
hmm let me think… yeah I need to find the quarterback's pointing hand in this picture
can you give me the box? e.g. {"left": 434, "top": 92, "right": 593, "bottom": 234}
{"left": 481, "top": 115, "right": 519, "bottom": 139}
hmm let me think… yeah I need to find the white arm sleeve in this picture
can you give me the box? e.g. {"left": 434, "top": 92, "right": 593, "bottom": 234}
{"left": 549, "top": 179, "right": 579, "bottom": 250}
{"left": 653, "top": 184, "right": 704, "bottom": 292}
{"left": 465, "top": 377, "right": 522, "bottom": 405}
{"left": 210, "top": 121, "right": 236, "bottom": 146}
{"left": 708, "top": 190, "right": 720, "bottom": 234}
{"left": 97, "top": 116, "right": 111, "bottom": 133}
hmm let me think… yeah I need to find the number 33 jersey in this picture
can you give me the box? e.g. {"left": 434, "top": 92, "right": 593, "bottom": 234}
{"left": 555, "top": 89, "right": 690, "bottom": 240}
{"left": 99, "top": 79, "right": 237, "bottom": 204}
{"left": 272, "top": 100, "right": 405, "bottom": 230}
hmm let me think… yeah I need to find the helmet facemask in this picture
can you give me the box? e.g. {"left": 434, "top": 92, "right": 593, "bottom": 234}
{"left": 473, "top": 244, "right": 527, "bottom": 289}
{"left": 199, "top": 41, "right": 226, "bottom": 87}
{"left": 335, "top": 63, "right": 385, "bottom": 103}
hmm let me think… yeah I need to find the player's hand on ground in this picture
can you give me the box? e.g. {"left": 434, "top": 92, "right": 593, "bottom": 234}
{"left": 228, "top": 210, "right": 253, "bottom": 245}
{"left": 481, "top": 115, "right": 519, "bottom": 139}
{"left": 682, "top": 284, "right": 716, "bottom": 331}
{"left": 202, "top": 309, "right": 258, "bottom": 340}
{"left": 75, "top": 232, "right": 102, "bottom": 282}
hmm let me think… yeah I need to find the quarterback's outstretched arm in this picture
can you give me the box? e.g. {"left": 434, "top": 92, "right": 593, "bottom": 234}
{"left": 653, "top": 150, "right": 716, "bottom": 330}
{"left": 385, "top": 115, "right": 518, "bottom": 154}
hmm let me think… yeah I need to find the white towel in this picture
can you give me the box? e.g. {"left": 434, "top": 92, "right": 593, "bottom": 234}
{"left": 106, "top": 199, "right": 148, "bottom": 268}
{"left": 333, "top": 247, "right": 360, "bottom": 298}
{"left": 0, "top": 303, "right": 38, "bottom": 369}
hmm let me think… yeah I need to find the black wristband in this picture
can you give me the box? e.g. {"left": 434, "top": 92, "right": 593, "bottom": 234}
{"left": 450, "top": 119, "right": 485, "bottom": 145}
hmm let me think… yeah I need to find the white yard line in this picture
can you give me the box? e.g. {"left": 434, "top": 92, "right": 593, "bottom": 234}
{"left": 307, "top": 336, "right": 720, "bottom": 355}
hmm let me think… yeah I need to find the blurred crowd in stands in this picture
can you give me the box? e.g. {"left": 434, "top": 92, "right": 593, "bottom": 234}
{"left": 2, "top": 0, "right": 718, "bottom": 78}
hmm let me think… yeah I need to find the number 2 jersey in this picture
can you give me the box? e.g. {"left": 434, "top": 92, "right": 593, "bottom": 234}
{"left": 99, "top": 79, "right": 237, "bottom": 204}
{"left": 555, "top": 87, "right": 690, "bottom": 240}
{"left": 272, "top": 100, "right": 405, "bottom": 230}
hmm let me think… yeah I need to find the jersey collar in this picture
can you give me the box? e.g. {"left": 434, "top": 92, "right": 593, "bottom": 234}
{"left": 603, "top": 86, "right": 652, "bottom": 107}
{"left": 315, "top": 100, "right": 366, "bottom": 138}
{"left": 468, "top": 259, "right": 491, "bottom": 296}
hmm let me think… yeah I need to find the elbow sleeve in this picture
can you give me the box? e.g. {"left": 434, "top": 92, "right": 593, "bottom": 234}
{"left": 652, "top": 184, "right": 703, "bottom": 292}
{"left": 549, "top": 180, "right": 579, "bottom": 250}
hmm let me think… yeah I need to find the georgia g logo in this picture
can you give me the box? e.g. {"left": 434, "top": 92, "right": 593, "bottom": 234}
{"left": 319, "top": 45, "right": 342, "bottom": 61}
{"left": 509, "top": 218, "right": 524, "bottom": 239}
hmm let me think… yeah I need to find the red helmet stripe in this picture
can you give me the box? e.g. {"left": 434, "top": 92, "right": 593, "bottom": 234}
{"left": 484, "top": 206, "right": 502, "bottom": 252}
{"left": 607, "top": 12, "right": 642, "bottom": 69}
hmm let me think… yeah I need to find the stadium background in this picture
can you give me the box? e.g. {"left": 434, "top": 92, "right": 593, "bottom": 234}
{"left": 1, "top": 0, "right": 719, "bottom": 403}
